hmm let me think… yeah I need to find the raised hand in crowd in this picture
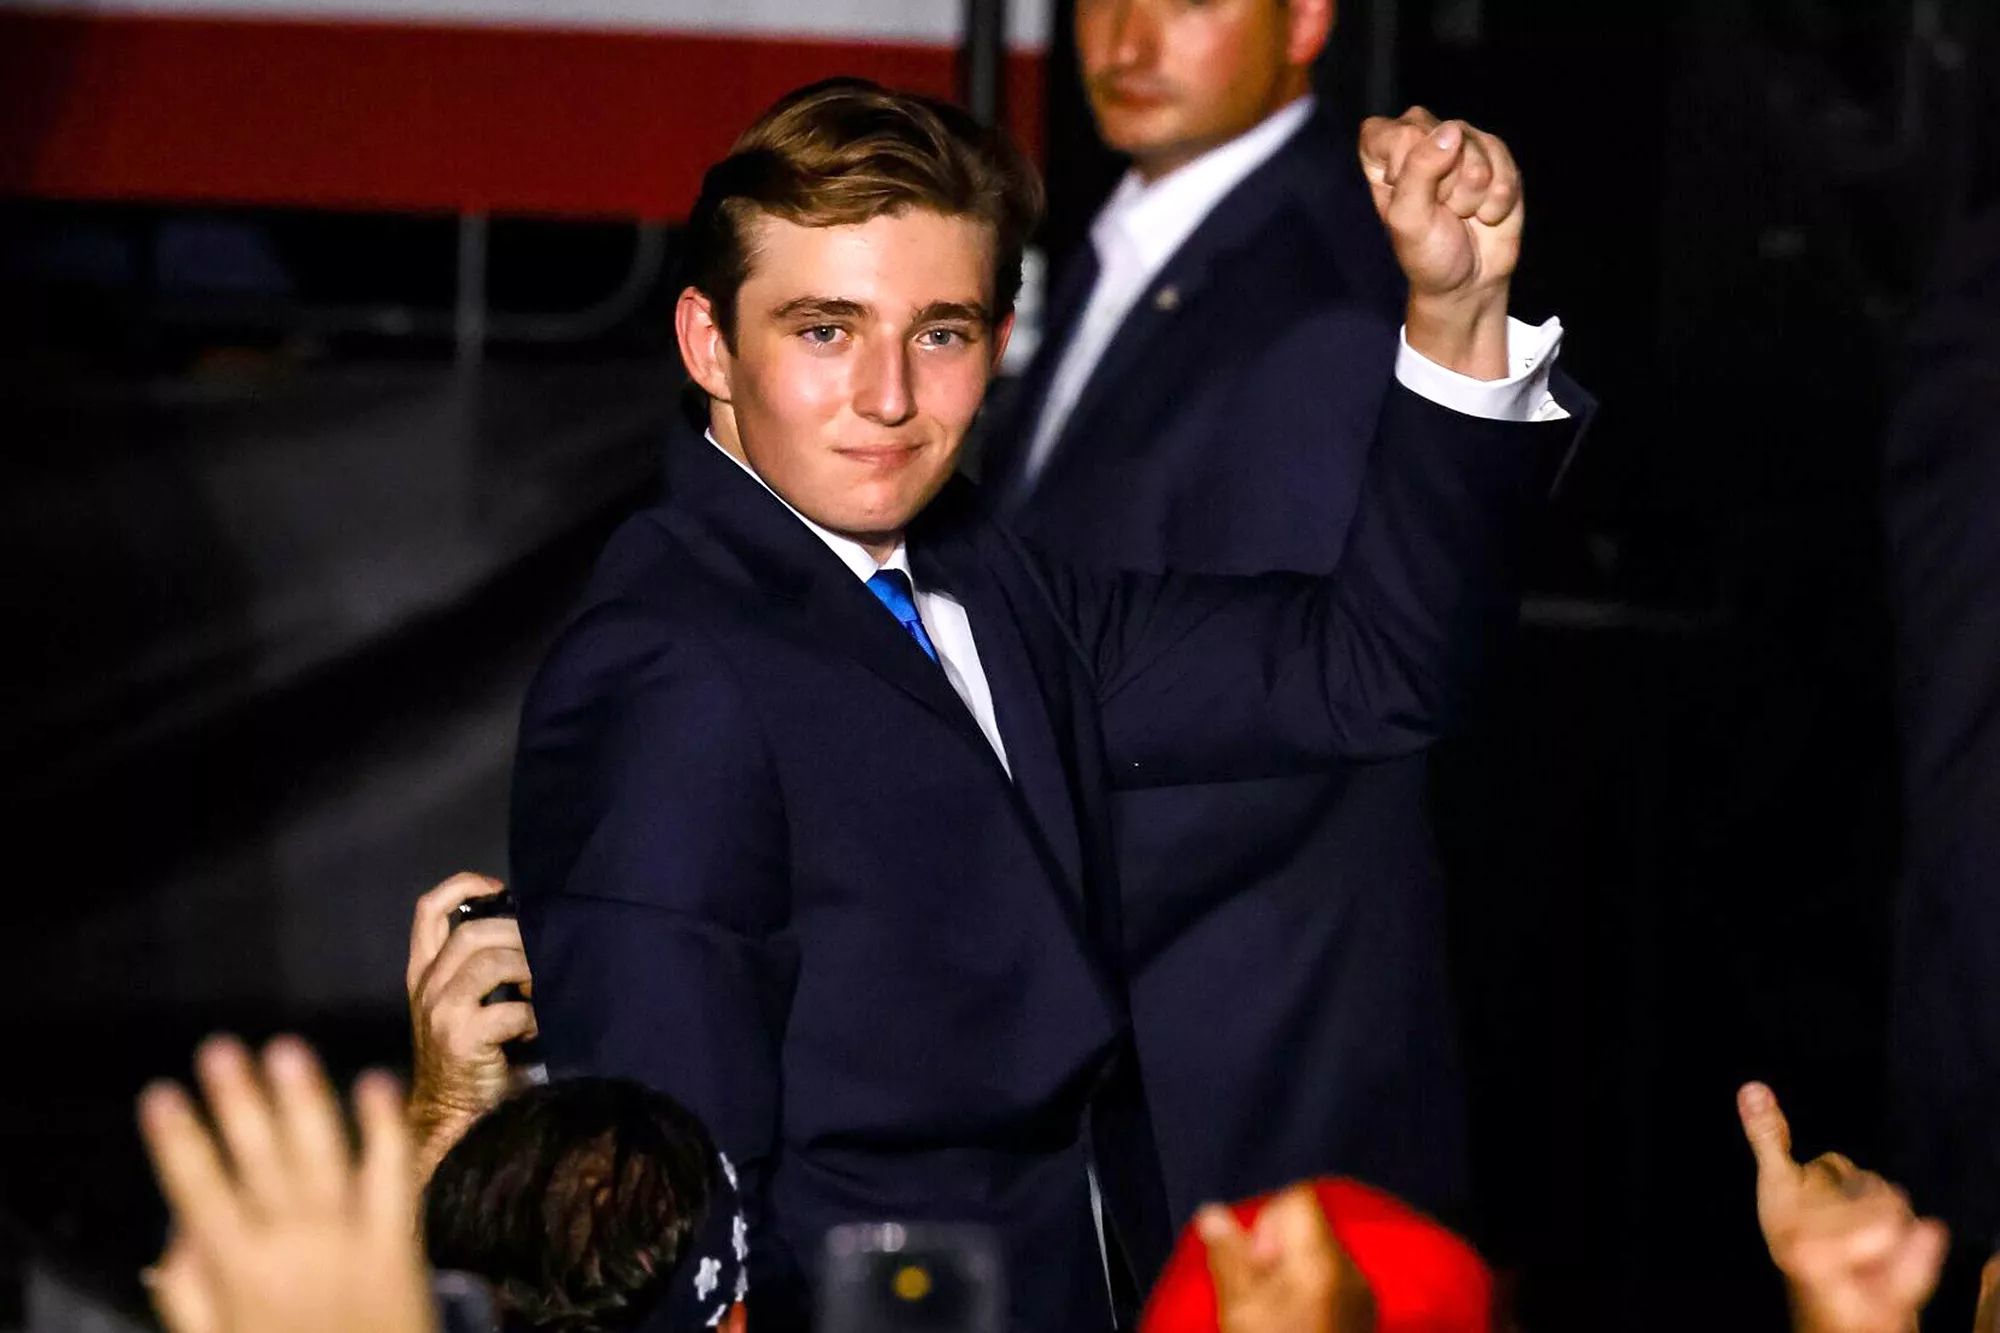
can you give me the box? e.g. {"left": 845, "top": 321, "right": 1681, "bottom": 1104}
{"left": 1739, "top": 1081, "right": 1948, "bottom": 1333}
{"left": 1359, "top": 106, "right": 1525, "bottom": 380}
{"left": 137, "top": 1034, "right": 434, "bottom": 1333}
{"left": 406, "top": 872, "right": 538, "bottom": 1185}
{"left": 1195, "top": 1185, "right": 1378, "bottom": 1333}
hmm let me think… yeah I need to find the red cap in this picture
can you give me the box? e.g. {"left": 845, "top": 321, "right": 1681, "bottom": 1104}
{"left": 1137, "top": 1179, "right": 1493, "bottom": 1333}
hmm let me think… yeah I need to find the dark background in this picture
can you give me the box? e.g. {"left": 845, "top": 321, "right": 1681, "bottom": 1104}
{"left": 3, "top": 1, "right": 1998, "bottom": 1329}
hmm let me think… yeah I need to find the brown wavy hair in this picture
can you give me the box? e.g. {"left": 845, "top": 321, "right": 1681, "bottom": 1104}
{"left": 681, "top": 77, "right": 1043, "bottom": 349}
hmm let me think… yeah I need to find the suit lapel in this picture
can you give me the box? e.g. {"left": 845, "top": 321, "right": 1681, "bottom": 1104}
{"left": 791, "top": 575, "right": 992, "bottom": 754}
{"left": 985, "top": 243, "right": 1102, "bottom": 499}
{"left": 1027, "top": 262, "right": 1197, "bottom": 500}
{"left": 1022, "top": 108, "right": 1400, "bottom": 501}
{"left": 912, "top": 490, "right": 1088, "bottom": 900}
{"left": 658, "top": 429, "right": 994, "bottom": 759}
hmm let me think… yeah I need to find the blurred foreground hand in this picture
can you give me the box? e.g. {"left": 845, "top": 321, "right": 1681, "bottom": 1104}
{"left": 1739, "top": 1081, "right": 1947, "bottom": 1333}
{"left": 1196, "top": 1183, "right": 1378, "bottom": 1333}
{"left": 406, "top": 871, "right": 537, "bottom": 1184}
{"left": 138, "top": 1034, "right": 434, "bottom": 1333}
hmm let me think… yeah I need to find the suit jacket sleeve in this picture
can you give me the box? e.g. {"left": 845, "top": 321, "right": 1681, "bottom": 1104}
{"left": 510, "top": 598, "right": 802, "bottom": 1310}
{"left": 1033, "top": 381, "right": 1574, "bottom": 786}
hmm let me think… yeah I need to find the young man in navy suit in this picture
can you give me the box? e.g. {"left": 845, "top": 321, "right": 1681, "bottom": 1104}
{"left": 511, "top": 78, "right": 1576, "bottom": 1333}
{"left": 982, "top": 0, "right": 1572, "bottom": 1226}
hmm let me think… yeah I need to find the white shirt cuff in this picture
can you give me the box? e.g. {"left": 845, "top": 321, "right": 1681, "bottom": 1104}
{"left": 1394, "top": 315, "right": 1569, "bottom": 423}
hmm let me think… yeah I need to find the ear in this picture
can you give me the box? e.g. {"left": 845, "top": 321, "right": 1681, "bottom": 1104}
{"left": 676, "top": 286, "right": 734, "bottom": 402}
{"left": 989, "top": 311, "right": 1017, "bottom": 372}
{"left": 1285, "top": 0, "right": 1335, "bottom": 67}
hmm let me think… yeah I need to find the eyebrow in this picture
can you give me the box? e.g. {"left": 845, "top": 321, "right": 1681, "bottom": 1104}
{"left": 766, "top": 297, "right": 993, "bottom": 326}
{"left": 770, "top": 296, "right": 869, "bottom": 321}
{"left": 914, "top": 301, "right": 991, "bottom": 325}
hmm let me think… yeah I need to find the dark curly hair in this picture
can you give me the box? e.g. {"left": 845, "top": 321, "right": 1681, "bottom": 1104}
{"left": 422, "top": 1078, "right": 720, "bottom": 1333}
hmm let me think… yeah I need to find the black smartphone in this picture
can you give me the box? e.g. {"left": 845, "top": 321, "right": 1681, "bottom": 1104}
{"left": 447, "top": 888, "right": 525, "bottom": 1005}
{"left": 817, "top": 1222, "right": 1006, "bottom": 1333}
{"left": 449, "top": 886, "right": 517, "bottom": 927}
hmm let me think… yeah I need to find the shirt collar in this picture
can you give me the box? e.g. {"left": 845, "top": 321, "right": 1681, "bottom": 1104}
{"left": 705, "top": 429, "right": 912, "bottom": 585}
{"left": 1092, "top": 94, "right": 1317, "bottom": 276}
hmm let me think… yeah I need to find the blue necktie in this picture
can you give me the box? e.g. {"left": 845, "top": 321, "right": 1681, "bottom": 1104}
{"left": 866, "top": 569, "right": 940, "bottom": 664}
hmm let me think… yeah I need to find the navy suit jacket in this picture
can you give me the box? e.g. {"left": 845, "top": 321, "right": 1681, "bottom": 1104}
{"left": 984, "top": 106, "right": 1537, "bottom": 1224}
{"left": 511, "top": 376, "right": 1573, "bottom": 1331}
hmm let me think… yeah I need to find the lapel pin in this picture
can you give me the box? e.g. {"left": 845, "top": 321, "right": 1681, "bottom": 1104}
{"left": 1153, "top": 285, "right": 1181, "bottom": 312}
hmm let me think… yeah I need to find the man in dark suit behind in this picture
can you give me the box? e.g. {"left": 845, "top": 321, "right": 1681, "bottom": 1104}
{"left": 511, "top": 79, "right": 1576, "bottom": 1333}
{"left": 983, "top": 0, "right": 1570, "bottom": 1225}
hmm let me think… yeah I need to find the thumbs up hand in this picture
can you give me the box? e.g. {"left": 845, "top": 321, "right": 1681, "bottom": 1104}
{"left": 1739, "top": 1081, "right": 1947, "bottom": 1333}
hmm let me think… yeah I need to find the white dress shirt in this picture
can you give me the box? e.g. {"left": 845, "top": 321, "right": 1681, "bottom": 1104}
{"left": 707, "top": 434, "right": 1013, "bottom": 776}
{"left": 1022, "top": 93, "right": 1568, "bottom": 484}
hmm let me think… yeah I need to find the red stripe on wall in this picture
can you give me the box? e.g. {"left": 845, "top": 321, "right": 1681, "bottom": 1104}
{"left": 0, "top": 12, "right": 1048, "bottom": 217}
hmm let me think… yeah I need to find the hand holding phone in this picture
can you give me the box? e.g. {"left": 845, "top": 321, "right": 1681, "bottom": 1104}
{"left": 449, "top": 886, "right": 526, "bottom": 1006}
{"left": 406, "top": 874, "right": 541, "bottom": 1185}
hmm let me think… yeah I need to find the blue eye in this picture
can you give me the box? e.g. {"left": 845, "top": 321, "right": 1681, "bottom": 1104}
{"left": 918, "top": 327, "right": 969, "bottom": 348}
{"left": 801, "top": 325, "right": 843, "bottom": 345}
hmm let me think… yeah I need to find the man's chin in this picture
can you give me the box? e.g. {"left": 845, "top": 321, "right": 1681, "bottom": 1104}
{"left": 1089, "top": 106, "right": 1180, "bottom": 156}
{"left": 810, "top": 497, "right": 913, "bottom": 542}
